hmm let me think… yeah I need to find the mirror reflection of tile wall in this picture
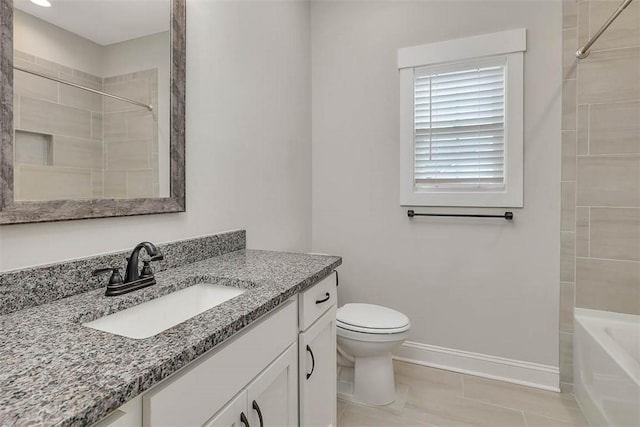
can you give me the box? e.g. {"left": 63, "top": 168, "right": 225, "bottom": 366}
{"left": 13, "top": 50, "right": 159, "bottom": 201}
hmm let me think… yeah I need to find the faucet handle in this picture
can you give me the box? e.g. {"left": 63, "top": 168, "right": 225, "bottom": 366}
{"left": 140, "top": 261, "right": 154, "bottom": 278}
{"left": 150, "top": 253, "right": 164, "bottom": 262}
{"left": 92, "top": 267, "right": 124, "bottom": 285}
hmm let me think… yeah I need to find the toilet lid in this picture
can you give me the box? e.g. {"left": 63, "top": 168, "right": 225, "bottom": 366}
{"left": 336, "top": 303, "right": 410, "bottom": 334}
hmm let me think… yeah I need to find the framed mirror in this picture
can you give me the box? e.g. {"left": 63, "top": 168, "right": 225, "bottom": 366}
{"left": 0, "top": 0, "right": 185, "bottom": 225}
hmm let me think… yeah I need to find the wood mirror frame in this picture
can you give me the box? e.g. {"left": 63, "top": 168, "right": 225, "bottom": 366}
{"left": 0, "top": 0, "right": 185, "bottom": 225}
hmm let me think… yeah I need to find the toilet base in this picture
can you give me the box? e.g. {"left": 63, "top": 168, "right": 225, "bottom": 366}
{"left": 337, "top": 353, "right": 397, "bottom": 406}
{"left": 338, "top": 366, "right": 409, "bottom": 412}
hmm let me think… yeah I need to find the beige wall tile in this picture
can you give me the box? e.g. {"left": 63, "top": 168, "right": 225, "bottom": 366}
{"left": 58, "top": 72, "right": 102, "bottom": 91}
{"left": 103, "top": 171, "right": 127, "bottom": 199}
{"left": 14, "top": 94, "right": 20, "bottom": 129}
{"left": 563, "top": 29, "right": 578, "bottom": 80}
{"left": 35, "top": 57, "right": 72, "bottom": 75}
{"left": 561, "top": 181, "right": 576, "bottom": 231}
{"left": 560, "top": 332, "right": 573, "bottom": 384}
{"left": 577, "top": 105, "right": 589, "bottom": 154}
{"left": 59, "top": 85, "right": 103, "bottom": 113}
{"left": 561, "top": 232, "right": 576, "bottom": 282}
{"left": 103, "top": 112, "right": 127, "bottom": 141}
{"left": 14, "top": 50, "right": 35, "bottom": 63}
{"left": 91, "top": 113, "right": 103, "bottom": 141}
{"left": 562, "top": 79, "right": 577, "bottom": 130}
{"left": 576, "top": 207, "right": 589, "bottom": 257}
{"left": 15, "top": 164, "right": 92, "bottom": 201}
{"left": 20, "top": 97, "right": 92, "bottom": 139}
{"left": 51, "top": 136, "right": 102, "bottom": 169}
{"left": 563, "top": 0, "right": 577, "bottom": 29}
{"left": 106, "top": 140, "right": 150, "bottom": 170}
{"left": 589, "top": 0, "right": 640, "bottom": 51}
{"left": 14, "top": 71, "right": 58, "bottom": 103}
{"left": 103, "top": 79, "right": 151, "bottom": 113}
{"left": 91, "top": 169, "right": 103, "bottom": 198}
{"left": 560, "top": 282, "right": 575, "bottom": 333}
{"left": 126, "top": 110, "right": 156, "bottom": 140}
{"left": 576, "top": 257, "right": 640, "bottom": 314}
{"left": 127, "top": 169, "right": 156, "bottom": 198}
{"left": 589, "top": 101, "right": 640, "bottom": 154}
{"left": 577, "top": 1, "right": 590, "bottom": 46}
{"left": 590, "top": 207, "right": 640, "bottom": 261}
{"left": 562, "top": 131, "right": 577, "bottom": 181}
{"left": 72, "top": 68, "right": 102, "bottom": 85}
{"left": 577, "top": 154, "right": 640, "bottom": 207}
{"left": 13, "top": 58, "right": 57, "bottom": 80}
{"left": 578, "top": 47, "right": 640, "bottom": 104}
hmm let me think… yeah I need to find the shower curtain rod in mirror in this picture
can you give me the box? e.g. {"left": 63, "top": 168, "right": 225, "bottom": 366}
{"left": 576, "top": 0, "right": 634, "bottom": 59}
{"left": 13, "top": 65, "right": 154, "bottom": 111}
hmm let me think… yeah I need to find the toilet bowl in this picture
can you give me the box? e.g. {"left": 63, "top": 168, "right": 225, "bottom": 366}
{"left": 336, "top": 303, "right": 410, "bottom": 406}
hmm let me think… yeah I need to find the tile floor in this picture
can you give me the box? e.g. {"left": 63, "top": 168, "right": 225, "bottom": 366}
{"left": 337, "top": 361, "right": 588, "bottom": 427}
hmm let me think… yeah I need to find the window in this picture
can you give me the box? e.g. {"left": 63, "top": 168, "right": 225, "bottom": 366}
{"left": 398, "top": 29, "right": 526, "bottom": 207}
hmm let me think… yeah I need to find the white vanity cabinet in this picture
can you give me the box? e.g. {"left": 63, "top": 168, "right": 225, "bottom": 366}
{"left": 94, "top": 272, "right": 338, "bottom": 427}
{"left": 142, "top": 299, "right": 298, "bottom": 427}
{"left": 298, "top": 273, "right": 338, "bottom": 427}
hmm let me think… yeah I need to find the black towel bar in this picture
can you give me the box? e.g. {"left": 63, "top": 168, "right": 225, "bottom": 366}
{"left": 407, "top": 210, "right": 513, "bottom": 220}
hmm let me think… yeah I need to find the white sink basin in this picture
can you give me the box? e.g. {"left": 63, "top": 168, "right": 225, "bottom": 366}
{"left": 83, "top": 283, "right": 246, "bottom": 339}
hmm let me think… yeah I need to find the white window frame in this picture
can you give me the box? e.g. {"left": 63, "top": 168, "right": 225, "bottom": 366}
{"left": 398, "top": 29, "right": 526, "bottom": 207}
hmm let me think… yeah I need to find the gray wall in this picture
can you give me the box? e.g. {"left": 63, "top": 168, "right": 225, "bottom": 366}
{"left": 311, "top": 0, "right": 562, "bottom": 368}
{"left": 560, "top": 0, "right": 640, "bottom": 391}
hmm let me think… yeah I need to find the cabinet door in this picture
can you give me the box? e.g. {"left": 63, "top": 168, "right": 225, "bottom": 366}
{"left": 247, "top": 344, "right": 298, "bottom": 427}
{"left": 203, "top": 391, "right": 248, "bottom": 427}
{"left": 299, "top": 307, "right": 337, "bottom": 427}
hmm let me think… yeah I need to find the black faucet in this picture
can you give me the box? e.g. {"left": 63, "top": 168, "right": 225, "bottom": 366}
{"left": 124, "top": 241, "right": 164, "bottom": 283}
{"left": 93, "top": 241, "right": 164, "bottom": 296}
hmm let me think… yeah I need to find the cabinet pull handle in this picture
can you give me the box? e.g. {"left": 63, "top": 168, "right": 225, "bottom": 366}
{"left": 252, "top": 400, "right": 264, "bottom": 427}
{"left": 240, "top": 412, "right": 250, "bottom": 427}
{"left": 306, "top": 345, "right": 315, "bottom": 380}
{"left": 315, "top": 292, "right": 330, "bottom": 304}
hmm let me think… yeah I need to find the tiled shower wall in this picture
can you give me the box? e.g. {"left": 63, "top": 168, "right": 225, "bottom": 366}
{"left": 13, "top": 50, "right": 104, "bottom": 200}
{"left": 560, "top": 0, "right": 640, "bottom": 391}
{"left": 13, "top": 51, "right": 159, "bottom": 200}
{"left": 103, "top": 69, "right": 159, "bottom": 198}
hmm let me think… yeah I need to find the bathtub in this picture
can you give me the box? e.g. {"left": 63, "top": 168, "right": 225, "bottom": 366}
{"left": 574, "top": 308, "right": 640, "bottom": 427}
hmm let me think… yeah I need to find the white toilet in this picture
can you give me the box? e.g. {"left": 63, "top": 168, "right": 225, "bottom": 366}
{"left": 336, "top": 303, "right": 410, "bottom": 406}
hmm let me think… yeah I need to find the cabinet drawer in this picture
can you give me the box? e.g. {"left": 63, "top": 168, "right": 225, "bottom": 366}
{"left": 143, "top": 299, "right": 297, "bottom": 427}
{"left": 299, "top": 272, "right": 337, "bottom": 331}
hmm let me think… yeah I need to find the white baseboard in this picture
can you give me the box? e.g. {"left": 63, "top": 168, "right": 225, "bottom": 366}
{"left": 394, "top": 341, "right": 560, "bottom": 392}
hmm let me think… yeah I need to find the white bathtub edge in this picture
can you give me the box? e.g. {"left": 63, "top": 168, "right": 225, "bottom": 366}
{"left": 574, "top": 307, "right": 640, "bottom": 427}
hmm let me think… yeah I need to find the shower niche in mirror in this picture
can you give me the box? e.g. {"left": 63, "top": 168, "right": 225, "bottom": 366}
{"left": 0, "top": 0, "right": 185, "bottom": 224}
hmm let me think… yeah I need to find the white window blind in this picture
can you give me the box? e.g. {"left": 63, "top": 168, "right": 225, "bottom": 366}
{"left": 413, "top": 59, "right": 506, "bottom": 190}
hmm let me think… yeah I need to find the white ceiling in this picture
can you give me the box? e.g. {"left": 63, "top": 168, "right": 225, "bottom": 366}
{"left": 14, "top": 0, "right": 170, "bottom": 46}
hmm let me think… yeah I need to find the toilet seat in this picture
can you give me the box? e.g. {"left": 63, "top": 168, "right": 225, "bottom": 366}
{"left": 337, "top": 303, "right": 410, "bottom": 334}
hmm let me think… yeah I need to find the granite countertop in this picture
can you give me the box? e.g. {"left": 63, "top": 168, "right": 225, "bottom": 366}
{"left": 0, "top": 249, "right": 341, "bottom": 426}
